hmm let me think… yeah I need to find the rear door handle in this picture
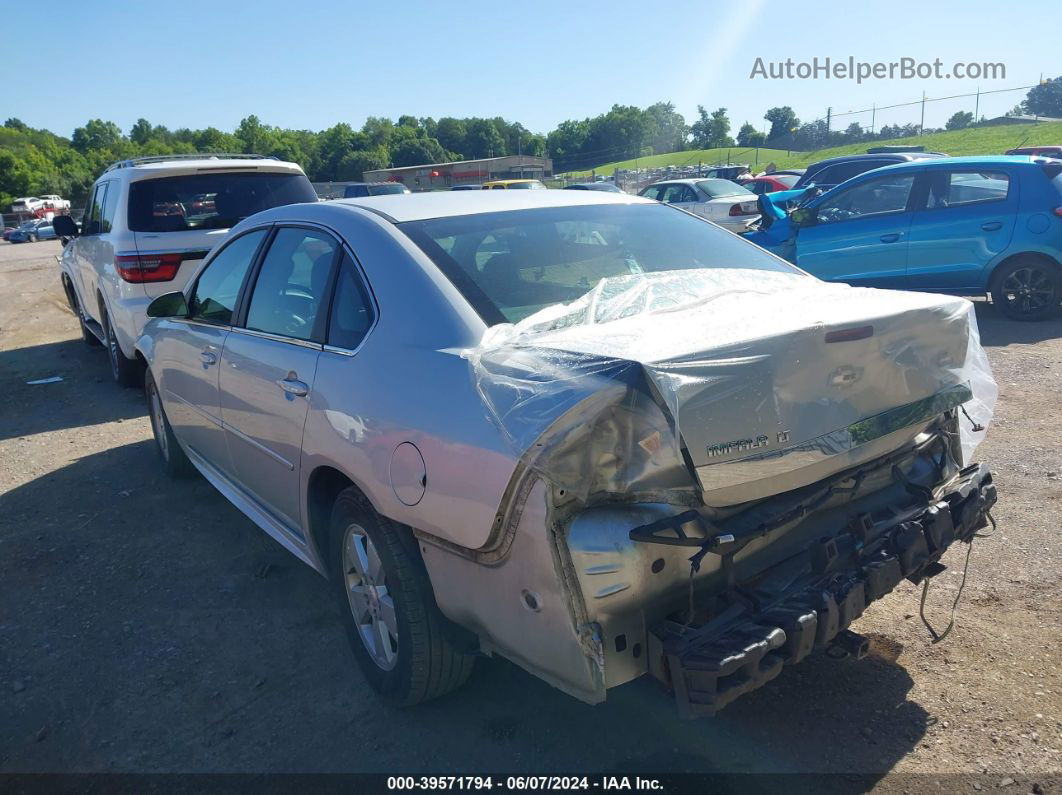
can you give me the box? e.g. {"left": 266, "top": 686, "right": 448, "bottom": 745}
{"left": 879, "top": 233, "right": 902, "bottom": 243}
{"left": 200, "top": 350, "right": 217, "bottom": 365}
{"left": 981, "top": 221, "right": 1003, "bottom": 231}
{"left": 277, "top": 374, "right": 309, "bottom": 397}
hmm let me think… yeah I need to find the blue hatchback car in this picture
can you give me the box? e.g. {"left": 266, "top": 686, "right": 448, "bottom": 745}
{"left": 746, "top": 156, "right": 1062, "bottom": 320}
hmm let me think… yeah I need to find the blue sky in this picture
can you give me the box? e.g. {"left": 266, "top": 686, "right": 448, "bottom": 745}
{"left": 10, "top": 0, "right": 1055, "bottom": 140}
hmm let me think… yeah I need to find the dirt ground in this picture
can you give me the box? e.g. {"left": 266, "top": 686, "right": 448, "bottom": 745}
{"left": 1, "top": 239, "right": 1060, "bottom": 792}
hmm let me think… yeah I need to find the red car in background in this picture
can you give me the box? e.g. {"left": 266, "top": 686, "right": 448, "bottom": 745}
{"left": 1004, "top": 145, "right": 1062, "bottom": 157}
{"left": 738, "top": 173, "right": 801, "bottom": 195}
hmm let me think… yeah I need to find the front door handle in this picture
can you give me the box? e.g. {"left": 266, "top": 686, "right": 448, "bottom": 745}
{"left": 277, "top": 373, "right": 309, "bottom": 397}
{"left": 200, "top": 350, "right": 217, "bottom": 365}
{"left": 981, "top": 221, "right": 1003, "bottom": 231}
{"left": 879, "top": 233, "right": 902, "bottom": 243}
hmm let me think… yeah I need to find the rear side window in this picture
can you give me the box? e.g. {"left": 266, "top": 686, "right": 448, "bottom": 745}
{"left": 245, "top": 227, "right": 339, "bottom": 341}
{"left": 189, "top": 229, "right": 267, "bottom": 324}
{"left": 83, "top": 184, "right": 107, "bottom": 235}
{"left": 128, "top": 172, "right": 317, "bottom": 233}
{"left": 99, "top": 181, "right": 118, "bottom": 233}
{"left": 927, "top": 171, "right": 1010, "bottom": 209}
{"left": 327, "top": 254, "right": 375, "bottom": 350}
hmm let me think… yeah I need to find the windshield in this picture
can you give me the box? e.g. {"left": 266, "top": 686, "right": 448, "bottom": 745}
{"left": 368, "top": 183, "right": 408, "bottom": 195}
{"left": 696, "top": 179, "right": 752, "bottom": 198}
{"left": 400, "top": 203, "right": 800, "bottom": 324}
{"left": 127, "top": 171, "right": 317, "bottom": 232}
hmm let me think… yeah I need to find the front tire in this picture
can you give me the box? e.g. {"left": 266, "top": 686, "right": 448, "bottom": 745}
{"left": 330, "top": 488, "right": 474, "bottom": 706}
{"left": 145, "top": 370, "right": 194, "bottom": 478}
{"left": 102, "top": 307, "right": 143, "bottom": 387}
{"left": 991, "top": 257, "right": 1062, "bottom": 321}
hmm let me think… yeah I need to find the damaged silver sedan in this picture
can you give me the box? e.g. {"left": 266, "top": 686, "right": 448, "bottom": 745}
{"left": 137, "top": 190, "right": 998, "bottom": 716}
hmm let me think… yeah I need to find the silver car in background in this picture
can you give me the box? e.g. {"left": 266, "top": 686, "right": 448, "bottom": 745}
{"left": 137, "top": 191, "right": 997, "bottom": 715}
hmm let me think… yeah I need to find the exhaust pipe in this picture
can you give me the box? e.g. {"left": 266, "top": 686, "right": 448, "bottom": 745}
{"left": 829, "top": 629, "right": 870, "bottom": 660}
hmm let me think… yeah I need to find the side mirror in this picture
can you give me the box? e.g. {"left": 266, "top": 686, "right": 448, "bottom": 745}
{"left": 146, "top": 291, "right": 189, "bottom": 318}
{"left": 51, "top": 214, "right": 79, "bottom": 239}
{"left": 790, "top": 207, "right": 818, "bottom": 228}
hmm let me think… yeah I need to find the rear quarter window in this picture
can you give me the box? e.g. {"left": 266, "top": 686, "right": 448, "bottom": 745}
{"left": 128, "top": 171, "right": 317, "bottom": 233}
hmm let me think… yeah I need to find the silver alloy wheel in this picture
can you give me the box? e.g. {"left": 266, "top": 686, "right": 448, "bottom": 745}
{"left": 1001, "top": 266, "right": 1054, "bottom": 316}
{"left": 149, "top": 381, "right": 169, "bottom": 461}
{"left": 342, "top": 524, "right": 398, "bottom": 671}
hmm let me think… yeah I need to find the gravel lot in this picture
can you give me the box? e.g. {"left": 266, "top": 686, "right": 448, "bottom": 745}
{"left": 1, "top": 240, "right": 1060, "bottom": 791}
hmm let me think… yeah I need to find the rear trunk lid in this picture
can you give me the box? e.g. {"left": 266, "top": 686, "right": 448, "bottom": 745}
{"left": 490, "top": 270, "right": 985, "bottom": 507}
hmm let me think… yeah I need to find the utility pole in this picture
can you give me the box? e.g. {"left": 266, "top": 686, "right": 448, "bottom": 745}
{"left": 870, "top": 104, "right": 876, "bottom": 135}
{"left": 974, "top": 87, "right": 980, "bottom": 122}
{"left": 919, "top": 92, "right": 926, "bottom": 135}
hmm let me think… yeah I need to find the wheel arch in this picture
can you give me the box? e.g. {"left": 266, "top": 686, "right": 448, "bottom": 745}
{"left": 987, "top": 250, "right": 1062, "bottom": 290}
{"left": 305, "top": 465, "right": 375, "bottom": 578}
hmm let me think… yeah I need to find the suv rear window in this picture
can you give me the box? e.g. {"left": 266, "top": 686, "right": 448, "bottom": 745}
{"left": 127, "top": 171, "right": 317, "bottom": 232}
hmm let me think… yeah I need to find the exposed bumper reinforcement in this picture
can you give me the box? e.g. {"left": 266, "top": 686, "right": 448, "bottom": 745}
{"left": 648, "top": 463, "right": 996, "bottom": 718}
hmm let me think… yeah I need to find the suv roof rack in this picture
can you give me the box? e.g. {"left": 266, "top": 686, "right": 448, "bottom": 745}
{"left": 103, "top": 153, "right": 278, "bottom": 173}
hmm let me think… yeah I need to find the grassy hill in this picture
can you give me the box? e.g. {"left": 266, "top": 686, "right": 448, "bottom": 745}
{"left": 563, "top": 121, "right": 1062, "bottom": 177}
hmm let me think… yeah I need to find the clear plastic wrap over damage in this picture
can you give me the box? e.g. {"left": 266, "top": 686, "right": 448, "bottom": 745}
{"left": 465, "top": 269, "right": 996, "bottom": 505}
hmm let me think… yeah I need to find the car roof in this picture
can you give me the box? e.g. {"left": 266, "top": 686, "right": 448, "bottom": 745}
{"left": 99, "top": 157, "right": 306, "bottom": 183}
{"left": 866, "top": 154, "right": 1046, "bottom": 174}
{"left": 330, "top": 189, "right": 648, "bottom": 223}
{"left": 809, "top": 152, "right": 946, "bottom": 168}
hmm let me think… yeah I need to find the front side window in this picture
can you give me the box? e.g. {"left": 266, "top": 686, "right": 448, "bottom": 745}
{"left": 639, "top": 185, "right": 664, "bottom": 201}
{"left": 927, "top": 171, "right": 1010, "bottom": 209}
{"left": 128, "top": 171, "right": 317, "bottom": 233}
{"left": 327, "top": 254, "right": 375, "bottom": 350}
{"left": 660, "top": 184, "right": 696, "bottom": 204}
{"left": 400, "top": 203, "right": 801, "bottom": 324}
{"left": 816, "top": 174, "right": 916, "bottom": 224}
{"left": 189, "top": 229, "right": 267, "bottom": 324}
{"left": 245, "top": 227, "right": 338, "bottom": 341}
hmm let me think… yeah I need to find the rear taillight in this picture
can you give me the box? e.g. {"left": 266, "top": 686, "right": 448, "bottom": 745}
{"left": 1053, "top": 207, "right": 1062, "bottom": 219}
{"left": 729, "top": 201, "right": 759, "bottom": 216}
{"left": 115, "top": 253, "right": 182, "bottom": 283}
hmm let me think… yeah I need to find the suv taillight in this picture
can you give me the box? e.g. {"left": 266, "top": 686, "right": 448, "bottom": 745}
{"left": 115, "top": 253, "right": 182, "bottom": 283}
{"left": 1054, "top": 207, "right": 1062, "bottom": 219}
{"left": 729, "top": 201, "right": 759, "bottom": 217}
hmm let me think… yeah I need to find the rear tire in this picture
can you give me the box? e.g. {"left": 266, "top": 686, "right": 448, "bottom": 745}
{"left": 102, "top": 307, "right": 143, "bottom": 387}
{"left": 330, "top": 488, "right": 475, "bottom": 706}
{"left": 991, "top": 257, "right": 1062, "bottom": 321}
{"left": 145, "top": 370, "right": 194, "bottom": 478}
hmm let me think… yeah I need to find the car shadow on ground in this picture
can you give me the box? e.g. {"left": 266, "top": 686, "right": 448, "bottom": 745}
{"left": 1, "top": 441, "right": 927, "bottom": 786}
{"left": 974, "top": 301, "right": 1062, "bottom": 347}
{"left": 0, "top": 339, "right": 143, "bottom": 440}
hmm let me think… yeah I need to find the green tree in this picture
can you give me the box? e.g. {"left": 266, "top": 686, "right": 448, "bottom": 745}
{"left": 690, "top": 107, "right": 733, "bottom": 148}
{"left": 390, "top": 136, "right": 449, "bottom": 167}
{"left": 336, "top": 148, "right": 388, "bottom": 181}
{"left": 764, "top": 106, "right": 800, "bottom": 141}
{"left": 945, "top": 111, "right": 974, "bottom": 130}
{"left": 465, "top": 118, "right": 505, "bottom": 159}
{"left": 315, "top": 123, "right": 357, "bottom": 181}
{"left": 434, "top": 117, "right": 467, "bottom": 156}
{"left": 1021, "top": 77, "right": 1062, "bottom": 117}
{"left": 129, "top": 118, "right": 154, "bottom": 145}
{"left": 736, "top": 122, "right": 757, "bottom": 146}
{"left": 71, "top": 119, "right": 122, "bottom": 153}
{"left": 645, "top": 101, "right": 687, "bottom": 154}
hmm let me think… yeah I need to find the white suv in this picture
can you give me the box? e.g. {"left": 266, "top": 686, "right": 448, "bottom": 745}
{"left": 55, "top": 154, "right": 318, "bottom": 385}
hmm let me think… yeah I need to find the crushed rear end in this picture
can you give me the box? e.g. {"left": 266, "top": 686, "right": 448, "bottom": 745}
{"left": 468, "top": 270, "right": 997, "bottom": 715}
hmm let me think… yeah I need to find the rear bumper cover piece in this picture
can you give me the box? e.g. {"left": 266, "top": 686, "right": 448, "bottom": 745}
{"left": 648, "top": 463, "right": 996, "bottom": 718}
